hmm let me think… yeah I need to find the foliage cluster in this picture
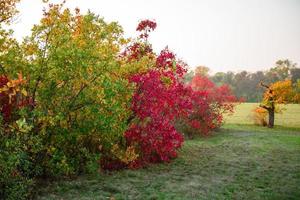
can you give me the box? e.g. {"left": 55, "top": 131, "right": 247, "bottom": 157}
{"left": 1, "top": 3, "right": 132, "bottom": 198}
{"left": 0, "top": 2, "right": 238, "bottom": 199}
{"left": 177, "top": 75, "right": 238, "bottom": 137}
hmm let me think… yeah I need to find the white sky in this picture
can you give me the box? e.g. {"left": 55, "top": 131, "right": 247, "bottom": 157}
{"left": 9, "top": 0, "right": 300, "bottom": 73}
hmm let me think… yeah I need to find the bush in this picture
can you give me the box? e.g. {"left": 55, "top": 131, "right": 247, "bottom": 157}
{"left": 125, "top": 65, "right": 189, "bottom": 165}
{"left": 177, "top": 75, "right": 238, "bottom": 137}
{"left": 101, "top": 20, "right": 192, "bottom": 169}
{"left": 14, "top": 4, "right": 131, "bottom": 174}
{"left": 1, "top": 4, "right": 133, "bottom": 198}
{"left": 252, "top": 107, "right": 268, "bottom": 126}
{"left": 0, "top": 74, "right": 37, "bottom": 199}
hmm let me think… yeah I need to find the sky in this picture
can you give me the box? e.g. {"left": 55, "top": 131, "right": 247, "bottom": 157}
{"left": 9, "top": 0, "right": 300, "bottom": 73}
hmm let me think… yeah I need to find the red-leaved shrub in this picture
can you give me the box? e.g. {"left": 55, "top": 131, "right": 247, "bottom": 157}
{"left": 0, "top": 74, "right": 31, "bottom": 124}
{"left": 125, "top": 51, "right": 192, "bottom": 165}
{"left": 177, "top": 75, "right": 238, "bottom": 137}
{"left": 100, "top": 20, "right": 193, "bottom": 169}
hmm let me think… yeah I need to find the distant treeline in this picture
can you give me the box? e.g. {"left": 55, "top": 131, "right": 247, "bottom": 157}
{"left": 185, "top": 59, "right": 300, "bottom": 102}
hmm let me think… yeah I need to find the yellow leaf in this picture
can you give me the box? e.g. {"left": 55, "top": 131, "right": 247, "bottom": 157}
{"left": 21, "top": 89, "right": 28, "bottom": 96}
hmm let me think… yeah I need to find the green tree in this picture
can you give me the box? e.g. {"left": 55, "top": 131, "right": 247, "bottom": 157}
{"left": 266, "top": 59, "right": 296, "bottom": 83}
{"left": 183, "top": 70, "right": 194, "bottom": 83}
{"left": 290, "top": 68, "right": 300, "bottom": 84}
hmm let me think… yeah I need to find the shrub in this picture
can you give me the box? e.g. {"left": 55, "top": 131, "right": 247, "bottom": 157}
{"left": 177, "top": 75, "right": 238, "bottom": 137}
{"left": 14, "top": 4, "right": 132, "bottom": 175}
{"left": 252, "top": 107, "right": 268, "bottom": 126}
{"left": 124, "top": 49, "right": 191, "bottom": 166}
{"left": 100, "top": 20, "right": 192, "bottom": 169}
{"left": 0, "top": 74, "right": 37, "bottom": 199}
{"left": 1, "top": 4, "right": 133, "bottom": 198}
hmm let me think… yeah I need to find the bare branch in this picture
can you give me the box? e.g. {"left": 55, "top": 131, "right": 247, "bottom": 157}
{"left": 259, "top": 104, "right": 269, "bottom": 110}
{"left": 259, "top": 81, "right": 270, "bottom": 89}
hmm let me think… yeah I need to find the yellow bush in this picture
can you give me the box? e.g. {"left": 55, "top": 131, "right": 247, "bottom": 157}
{"left": 252, "top": 107, "right": 268, "bottom": 126}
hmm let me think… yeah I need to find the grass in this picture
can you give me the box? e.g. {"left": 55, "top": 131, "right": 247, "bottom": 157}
{"left": 225, "top": 103, "right": 300, "bottom": 128}
{"left": 37, "top": 124, "right": 300, "bottom": 200}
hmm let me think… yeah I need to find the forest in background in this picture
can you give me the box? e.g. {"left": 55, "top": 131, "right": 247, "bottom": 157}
{"left": 185, "top": 59, "right": 300, "bottom": 102}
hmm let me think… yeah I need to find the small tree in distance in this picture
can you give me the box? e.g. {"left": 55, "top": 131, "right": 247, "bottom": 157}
{"left": 258, "top": 80, "right": 296, "bottom": 128}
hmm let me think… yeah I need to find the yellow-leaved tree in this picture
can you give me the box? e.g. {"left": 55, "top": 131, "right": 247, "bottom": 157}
{"left": 259, "top": 80, "right": 298, "bottom": 128}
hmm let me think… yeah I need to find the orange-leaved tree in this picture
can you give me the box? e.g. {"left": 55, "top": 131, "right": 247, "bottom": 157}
{"left": 259, "top": 80, "right": 297, "bottom": 128}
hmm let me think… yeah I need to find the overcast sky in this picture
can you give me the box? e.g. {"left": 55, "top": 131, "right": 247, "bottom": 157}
{"left": 10, "top": 0, "right": 300, "bottom": 73}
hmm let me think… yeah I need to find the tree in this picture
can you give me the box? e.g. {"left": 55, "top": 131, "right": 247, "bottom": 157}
{"left": 266, "top": 59, "right": 296, "bottom": 83}
{"left": 259, "top": 80, "right": 295, "bottom": 128}
{"left": 195, "top": 65, "right": 209, "bottom": 76}
{"left": 290, "top": 68, "right": 300, "bottom": 84}
{"left": 232, "top": 71, "right": 251, "bottom": 100}
{"left": 248, "top": 71, "right": 265, "bottom": 102}
{"left": 294, "top": 80, "right": 300, "bottom": 103}
{"left": 183, "top": 70, "right": 194, "bottom": 83}
{"left": 211, "top": 72, "right": 226, "bottom": 85}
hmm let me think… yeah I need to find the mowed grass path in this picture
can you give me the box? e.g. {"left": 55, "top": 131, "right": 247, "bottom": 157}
{"left": 225, "top": 103, "right": 300, "bottom": 128}
{"left": 38, "top": 125, "right": 300, "bottom": 200}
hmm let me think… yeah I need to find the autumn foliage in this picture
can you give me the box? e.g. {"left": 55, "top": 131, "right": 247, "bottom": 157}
{"left": 100, "top": 20, "right": 238, "bottom": 170}
{"left": 0, "top": 73, "right": 30, "bottom": 123}
{"left": 264, "top": 80, "right": 294, "bottom": 104}
{"left": 252, "top": 107, "right": 268, "bottom": 126}
{"left": 0, "top": 3, "right": 239, "bottom": 198}
{"left": 101, "top": 20, "right": 192, "bottom": 170}
{"left": 256, "top": 80, "right": 299, "bottom": 127}
{"left": 124, "top": 49, "right": 191, "bottom": 166}
{"left": 177, "top": 75, "right": 238, "bottom": 137}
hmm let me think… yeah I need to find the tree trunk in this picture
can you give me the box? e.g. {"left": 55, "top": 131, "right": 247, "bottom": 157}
{"left": 259, "top": 81, "right": 275, "bottom": 128}
{"left": 268, "top": 109, "right": 274, "bottom": 128}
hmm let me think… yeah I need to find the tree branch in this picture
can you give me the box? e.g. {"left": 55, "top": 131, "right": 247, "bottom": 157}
{"left": 259, "top": 81, "right": 270, "bottom": 89}
{"left": 68, "top": 76, "right": 99, "bottom": 110}
{"left": 259, "top": 104, "right": 269, "bottom": 110}
{"left": 126, "top": 114, "right": 135, "bottom": 125}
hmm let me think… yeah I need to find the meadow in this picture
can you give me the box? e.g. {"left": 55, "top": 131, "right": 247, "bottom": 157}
{"left": 37, "top": 104, "right": 300, "bottom": 200}
{"left": 225, "top": 103, "right": 300, "bottom": 128}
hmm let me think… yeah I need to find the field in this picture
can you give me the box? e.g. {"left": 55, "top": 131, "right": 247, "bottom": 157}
{"left": 225, "top": 103, "right": 300, "bottom": 128}
{"left": 37, "top": 104, "right": 300, "bottom": 200}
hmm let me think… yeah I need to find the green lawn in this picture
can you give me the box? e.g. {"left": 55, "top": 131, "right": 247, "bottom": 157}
{"left": 37, "top": 124, "right": 300, "bottom": 200}
{"left": 225, "top": 103, "right": 300, "bottom": 128}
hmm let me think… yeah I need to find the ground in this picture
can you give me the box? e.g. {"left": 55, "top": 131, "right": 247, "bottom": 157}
{"left": 37, "top": 123, "right": 300, "bottom": 200}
